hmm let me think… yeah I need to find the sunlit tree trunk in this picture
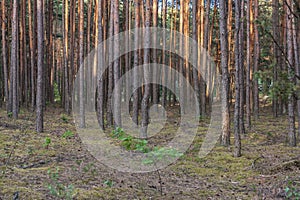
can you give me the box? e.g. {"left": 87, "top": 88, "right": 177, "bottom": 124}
{"left": 63, "top": 0, "right": 70, "bottom": 114}
{"left": 253, "top": 0, "right": 260, "bottom": 120}
{"left": 11, "top": 0, "right": 18, "bottom": 118}
{"left": 246, "top": 0, "right": 253, "bottom": 129}
{"left": 179, "top": 0, "right": 185, "bottom": 114}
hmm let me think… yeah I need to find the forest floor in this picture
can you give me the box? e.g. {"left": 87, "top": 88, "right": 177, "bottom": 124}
{"left": 0, "top": 103, "right": 300, "bottom": 199}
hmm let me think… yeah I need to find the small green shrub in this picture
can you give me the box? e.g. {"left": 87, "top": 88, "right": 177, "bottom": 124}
{"left": 142, "top": 147, "right": 183, "bottom": 165}
{"left": 61, "top": 114, "right": 69, "bottom": 123}
{"left": 285, "top": 179, "right": 300, "bottom": 200}
{"left": 111, "top": 128, "right": 149, "bottom": 152}
{"left": 7, "top": 112, "right": 12, "bottom": 118}
{"left": 62, "top": 130, "right": 74, "bottom": 139}
{"left": 47, "top": 167, "right": 76, "bottom": 200}
{"left": 103, "top": 180, "right": 114, "bottom": 187}
{"left": 43, "top": 137, "right": 51, "bottom": 148}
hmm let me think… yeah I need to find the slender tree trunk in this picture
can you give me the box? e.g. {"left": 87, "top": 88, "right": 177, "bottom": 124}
{"left": 272, "top": 0, "right": 280, "bottom": 117}
{"left": 29, "top": 0, "right": 36, "bottom": 110}
{"left": 113, "top": 0, "right": 121, "bottom": 127}
{"left": 227, "top": 0, "right": 234, "bottom": 107}
{"left": 152, "top": 0, "right": 159, "bottom": 108}
{"left": 161, "top": 0, "right": 167, "bottom": 115}
{"left": 1, "top": 0, "right": 9, "bottom": 112}
{"left": 219, "top": 0, "right": 230, "bottom": 146}
{"left": 291, "top": 2, "right": 300, "bottom": 140}
{"left": 48, "top": 0, "right": 54, "bottom": 104}
{"left": 36, "top": 0, "right": 44, "bottom": 132}
{"left": 79, "top": 0, "right": 85, "bottom": 128}
{"left": 246, "top": 0, "right": 253, "bottom": 129}
{"left": 239, "top": 0, "right": 245, "bottom": 135}
{"left": 20, "top": 0, "right": 27, "bottom": 106}
{"left": 253, "top": 0, "right": 260, "bottom": 120}
{"left": 192, "top": 0, "right": 200, "bottom": 117}
{"left": 203, "top": 0, "right": 211, "bottom": 50}
{"left": 234, "top": 0, "right": 242, "bottom": 157}
{"left": 141, "top": 0, "right": 151, "bottom": 137}
{"left": 133, "top": 0, "right": 140, "bottom": 127}
{"left": 179, "top": 0, "right": 185, "bottom": 114}
{"left": 107, "top": 0, "right": 114, "bottom": 126}
{"left": 184, "top": 0, "right": 190, "bottom": 111}
{"left": 11, "top": 0, "right": 18, "bottom": 118}
{"left": 63, "top": 0, "right": 70, "bottom": 114}
{"left": 286, "top": 0, "right": 296, "bottom": 146}
{"left": 124, "top": 0, "right": 131, "bottom": 104}
{"left": 97, "top": 0, "right": 105, "bottom": 129}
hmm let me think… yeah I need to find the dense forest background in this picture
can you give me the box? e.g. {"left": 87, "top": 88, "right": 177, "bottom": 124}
{"left": 0, "top": 0, "right": 300, "bottom": 199}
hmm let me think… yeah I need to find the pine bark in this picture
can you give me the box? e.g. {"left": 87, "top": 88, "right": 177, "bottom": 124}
{"left": 79, "top": 0, "right": 85, "bottom": 128}
{"left": 286, "top": 0, "right": 296, "bottom": 146}
{"left": 36, "top": 0, "right": 44, "bottom": 132}
{"left": 133, "top": 0, "right": 140, "bottom": 127}
{"left": 219, "top": 0, "right": 230, "bottom": 146}
{"left": 234, "top": 0, "right": 242, "bottom": 157}
{"left": 141, "top": 0, "right": 151, "bottom": 137}
{"left": 1, "top": 0, "right": 9, "bottom": 112}
{"left": 11, "top": 0, "right": 18, "bottom": 118}
{"left": 113, "top": 0, "right": 121, "bottom": 127}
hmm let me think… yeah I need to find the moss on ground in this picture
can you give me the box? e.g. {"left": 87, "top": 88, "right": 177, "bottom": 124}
{"left": 0, "top": 106, "right": 299, "bottom": 199}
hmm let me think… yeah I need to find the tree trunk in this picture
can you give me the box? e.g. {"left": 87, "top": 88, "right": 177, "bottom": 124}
{"left": 1, "top": 0, "right": 9, "bottom": 112}
{"left": 286, "top": 0, "right": 296, "bottom": 146}
{"left": 141, "top": 0, "right": 151, "bottom": 137}
{"left": 152, "top": 0, "right": 159, "bottom": 108}
{"left": 192, "top": 0, "right": 200, "bottom": 117}
{"left": 97, "top": 0, "right": 105, "bottom": 129}
{"left": 253, "top": 0, "right": 259, "bottom": 120}
{"left": 239, "top": 0, "right": 245, "bottom": 135}
{"left": 107, "top": 0, "right": 114, "bottom": 126}
{"left": 63, "top": 0, "right": 70, "bottom": 114}
{"left": 219, "top": 0, "right": 230, "bottom": 146}
{"left": 291, "top": 2, "right": 300, "bottom": 140}
{"left": 113, "top": 0, "right": 121, "bottom": 127}
{"left": 246, "top": 0, "right": 253, "bottom": 129}
{"left": 36, "top": 0, "right": 44, "bottom": 132}
{"left": 234, "top": 0, "right": 242, "bottom": 157}
{"left": 79, "top": 0, "right": 85, "bottom": 128}
{"left": 133, "top": 0, "right": 140, "bottom": 127}
{"left": 179, "top": 0, "right": 185, "bottom": 114}
{"left": 272, "top": 0, "right": 280, "bottom": 118}
{"left": 161, "top": 0, "right": 167, "bottom": 115}
{"left": 11, "top": 0, "right": 18, "bottom": 118}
